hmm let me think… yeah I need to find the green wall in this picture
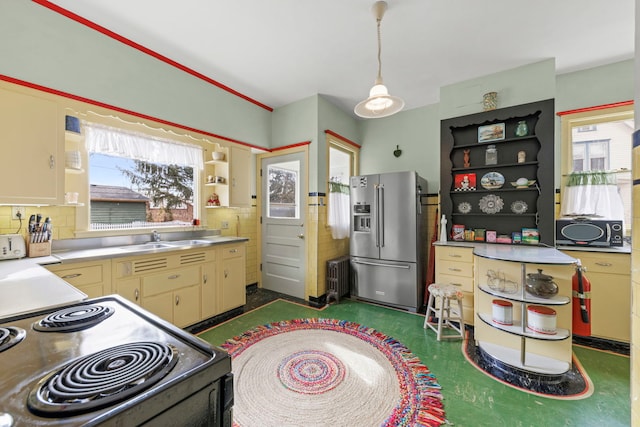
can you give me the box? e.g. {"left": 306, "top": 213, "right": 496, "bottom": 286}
{"left": 0, "top": 0, "right": 272, "bottom": 148}
{"left": 1, "top": 2, "right": 633, "bottom": 196}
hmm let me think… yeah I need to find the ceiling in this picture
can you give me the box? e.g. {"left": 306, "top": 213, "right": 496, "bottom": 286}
{"left": 47, "top": 0, "right": 634, "bottom": 118}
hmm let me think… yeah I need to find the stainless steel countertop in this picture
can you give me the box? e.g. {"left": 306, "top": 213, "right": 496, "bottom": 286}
{"left": 51, "top": 235, "right": 248, "bottom": 263}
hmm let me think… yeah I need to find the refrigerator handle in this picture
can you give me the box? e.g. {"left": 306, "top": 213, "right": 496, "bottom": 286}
{"left": 352, "top": 259, "right": 411, "bottom": 269}
{"left": 379, "top": 185, "right": 385, "bottom": 247}
{"left": 417, "top": 185, "right": 423, "bottom": 215}
{"left": 374, "top": 184, "right": 380, "bottom": 248}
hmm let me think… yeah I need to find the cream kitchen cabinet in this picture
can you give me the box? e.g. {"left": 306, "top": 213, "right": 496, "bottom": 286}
{"left": 141, "top": 265, "right": 201, "bottom": 327}
{"left": 435, "top": 244, "right": 475, "bottom": 325}
{"left": 561, "top": 249, "right": 631, "bottom": 343}
{"left": 0, "top": 84, "right": 64, "bottom": 205}
{"left": 201, "top": 251, "right": 218, "bottom": 319}
{"left": 46, "top": 260, "right": 112, "bottom": 299}
{"left": 229, "top": 145, "right": 251, "bottom": 207}
{"left": 112, "top": 243, "right": 246, "bottom": 327}
{"left": 219, "top": 243, "right": 246, "bottom": 313}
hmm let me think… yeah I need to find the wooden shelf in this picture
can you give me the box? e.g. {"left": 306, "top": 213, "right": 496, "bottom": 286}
{"left": 452, "top": 161, "right": 538, "bottom": 172}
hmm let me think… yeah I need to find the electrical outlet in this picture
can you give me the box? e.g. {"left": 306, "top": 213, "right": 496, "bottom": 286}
{"left": 11, "top": 206, "right": 26, "bottom": 220}
{"left": 221, "top": 221, "right": 229, "bottom": 229}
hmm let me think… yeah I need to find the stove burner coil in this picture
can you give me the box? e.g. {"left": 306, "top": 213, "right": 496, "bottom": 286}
{"left": 27, "top": 342, "right": 178, "bottom": 416}
{"left": 0, "top": 326, "right": 26, "bottom": 353}
{"left": 33, "top": 304, "right": 115, "bottom": 332}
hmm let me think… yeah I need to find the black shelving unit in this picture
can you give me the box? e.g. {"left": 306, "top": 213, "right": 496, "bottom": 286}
{"left": 440, "top": 99, "right": 555, "bottom": 245}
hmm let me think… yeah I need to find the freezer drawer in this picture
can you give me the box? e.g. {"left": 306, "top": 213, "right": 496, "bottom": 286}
{"left": 351, "top": 257, "right": 421, "bottom": 311}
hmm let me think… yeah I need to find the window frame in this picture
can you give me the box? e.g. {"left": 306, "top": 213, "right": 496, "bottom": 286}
{"left": 560, "top": 102, "right": 633, "bottom": 233}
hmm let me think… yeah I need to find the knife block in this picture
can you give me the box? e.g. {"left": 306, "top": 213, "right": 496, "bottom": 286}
{"left": 27, "top": 240, "right": 51, "bottom": 258}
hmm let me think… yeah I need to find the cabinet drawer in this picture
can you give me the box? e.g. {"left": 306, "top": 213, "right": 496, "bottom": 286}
{"left": 435, "top": 273, "right": 474, "bottom": 292}
{"left": 222, "top": 244, "right": 245, "bottom": 259}
{"left": 52, "top": 265, "right": 103, "bottom": 287}
{"left": 437, "top": 259, "right": 473, "bottom": 278}
{"left": 579, "top": 253, "right": 630, "bottom": 275}
{"left": 142, "top": 266, "right": 201, "bottom": 297}
{"left": 436, "top": 246, "right": 473, "bottom": 263}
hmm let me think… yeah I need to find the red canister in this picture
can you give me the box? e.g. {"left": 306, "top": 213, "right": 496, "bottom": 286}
{"left": 492, "top": 299, "right": 513, "bottom": 325}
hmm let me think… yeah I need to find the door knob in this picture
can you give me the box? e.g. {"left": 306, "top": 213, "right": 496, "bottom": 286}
{"left": 297, "top": 234, "right": 304, "bottom": 239}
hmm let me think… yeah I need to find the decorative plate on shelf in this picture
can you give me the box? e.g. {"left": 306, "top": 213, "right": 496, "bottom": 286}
{"left": 458, "top": 201, "right": 472, "bottom": 214}
{"left": 478, "top": 194, "right": 504, "bottom": 214}
{"left": 480, "top": 172, "right": 505, "bottom": 190}
{"left": 510, "top": 200, "right": 528, "bottom": 214}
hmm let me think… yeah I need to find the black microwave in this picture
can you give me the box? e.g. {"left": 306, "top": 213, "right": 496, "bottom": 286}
{"left": 556, "top": 218, "right": 623, "bottom": 247}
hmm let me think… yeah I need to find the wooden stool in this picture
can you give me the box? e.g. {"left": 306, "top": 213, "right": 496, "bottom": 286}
{"left": 424, "top": 283, "right": 465, "bottom": 341}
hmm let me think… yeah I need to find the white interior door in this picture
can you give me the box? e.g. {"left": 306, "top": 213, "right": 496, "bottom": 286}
{"left": 261, "top": 152, "right": 306, "bottom": 299}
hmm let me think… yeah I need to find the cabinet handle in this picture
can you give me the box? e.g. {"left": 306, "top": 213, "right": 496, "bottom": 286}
{"left": 175, "top": 295, "right": 180, "bottom": 306}
{"left": 448, "top": 267, "right": 462, "bottom": 272}
{"left": 449, "top": 282, "right": 463, "bottom": 287}
{"left": 134, "top": 289, "right": 139, "bottom": 301}
{"left": 61, "top": 273, "right": 82, "bottom": 279}
{"left": 168, "top": 274, "right": 181, "bottom": 280}
{"left": 203, "top": 274, "right": 208, "bottom": 284}
{"left": 595, "top": 262, "right": 612, "bottom": 267}
{"left": 229, "top": 249, "right": 238, "bottom": 253}
{"left": 49, "top": 155, "right": 55, "bottom": 169}
{"left": 448, "top": 254, "right": 462, "bottom": 258}
{"left": 224, "top": 270, "right": 228, "bottom": 278}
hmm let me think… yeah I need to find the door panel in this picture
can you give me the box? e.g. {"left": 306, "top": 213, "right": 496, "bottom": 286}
{"left": 261, "top": 152, "right": 306, "bottom": 299}
{"left": 379, "top": 171, "right": 418, "bottom": 262}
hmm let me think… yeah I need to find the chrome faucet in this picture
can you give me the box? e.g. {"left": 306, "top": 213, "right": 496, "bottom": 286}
{"left": 152, "top": 230, "right": 160, "bottom": 242}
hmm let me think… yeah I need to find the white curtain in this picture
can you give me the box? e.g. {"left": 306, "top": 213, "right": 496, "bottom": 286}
{"left": 84, "top": 122, "right": 204, "bottom": 169}
{"left": 561, "top": 171, "right": 625, "bottom": 220}
{"left": 328, "top": 182, "right": 350, "bottom": 239}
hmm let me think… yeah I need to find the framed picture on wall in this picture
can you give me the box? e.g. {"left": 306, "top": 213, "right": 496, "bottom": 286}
{"left": 478, "top": 123, "right": 505, "bottom": 142}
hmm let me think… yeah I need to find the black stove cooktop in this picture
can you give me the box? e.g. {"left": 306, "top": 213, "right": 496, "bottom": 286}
{"left": 0, "top": 295, "right": 232, "bottom": 426}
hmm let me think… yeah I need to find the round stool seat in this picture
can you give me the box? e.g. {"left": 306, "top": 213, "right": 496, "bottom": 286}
{"left": 428, "top": 283, "right": 464, "bottom": 300}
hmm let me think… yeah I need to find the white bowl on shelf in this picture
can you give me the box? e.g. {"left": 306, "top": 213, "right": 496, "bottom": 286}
{"left": 212, "top": 151, "right": 225, "bottom": 161}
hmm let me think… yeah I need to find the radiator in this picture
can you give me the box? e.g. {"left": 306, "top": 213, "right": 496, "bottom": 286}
{"left": 326, "top": 256, "right": 350, "bottom": 303}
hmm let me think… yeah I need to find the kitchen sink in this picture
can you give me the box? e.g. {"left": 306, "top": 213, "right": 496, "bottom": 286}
{"left": 119, "top": 242, "right": 173, "bottom": 251}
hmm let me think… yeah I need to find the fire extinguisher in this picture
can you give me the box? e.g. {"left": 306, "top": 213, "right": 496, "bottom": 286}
{"left": 572, "top": 259, "right": 591, "bottom": 336}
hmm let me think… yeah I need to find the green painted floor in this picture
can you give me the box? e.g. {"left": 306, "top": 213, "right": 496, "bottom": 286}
{"left": 198, "top": 299, "right": 630, "bottom": 427}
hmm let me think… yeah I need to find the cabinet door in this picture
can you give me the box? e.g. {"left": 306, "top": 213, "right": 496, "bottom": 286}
{"left": 201, "top": 261, "right": 218, "bottom": 319}
{"left": 588, "top": 271, "right": 630, "bottom": 342}
{"left": 220, "top": 256, "right": 246, "bottom": 313}
{"left": 142, "top": 292, "right": 174, "bottom": 323}
{"left": 115, "top": 277, "right": 141, "bottom": 306}
{"left": 229, "top": 145, "right": 251, "bottom": 207}
{"left": 0, "top": 86, "right": 64, "bottom": 204}
{"left": 47, "top": 261, "right": 112, "bottom": 297}
{"left": 174, "top": 285, "right": 201, "bottom": 327}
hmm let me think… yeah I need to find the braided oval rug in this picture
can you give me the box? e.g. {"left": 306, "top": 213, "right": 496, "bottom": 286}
{"left": 221, "top": 318, "right": 445, "bottom": 427}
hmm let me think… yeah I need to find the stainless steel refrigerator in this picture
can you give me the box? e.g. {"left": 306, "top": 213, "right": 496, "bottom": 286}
{"left": 350, "top": 171, "right": 428, "bottom": 312}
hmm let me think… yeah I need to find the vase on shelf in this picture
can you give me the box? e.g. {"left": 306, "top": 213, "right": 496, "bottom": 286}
{"left": 515, "top": 120, "right": 529, "bottom": 137}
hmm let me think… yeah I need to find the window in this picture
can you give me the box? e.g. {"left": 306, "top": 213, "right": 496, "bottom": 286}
{"left": 326, "top": 131, "right": 360, "bottom": 239}
{"left": 267, "top": 161, "right": 300, "bottom": 219}
{"left": 560, "top": 103, "right": 633, "bottom": 235}
{"left": 84, "top": 121, "right": 202, "bottom": 231}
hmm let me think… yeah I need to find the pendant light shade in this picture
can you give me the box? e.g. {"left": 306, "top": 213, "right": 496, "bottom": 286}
{"left": 354, "top": 1, "right": 404, "bottom": 118}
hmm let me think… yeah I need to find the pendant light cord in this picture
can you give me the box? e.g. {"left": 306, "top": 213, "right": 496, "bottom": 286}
{"left": 376, "top": 17, "right": 383, "bottom": 83}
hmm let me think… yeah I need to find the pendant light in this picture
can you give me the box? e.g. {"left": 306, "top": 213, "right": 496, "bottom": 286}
{"left": 354, "top": 1, "right": 404, "bottom": 119}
